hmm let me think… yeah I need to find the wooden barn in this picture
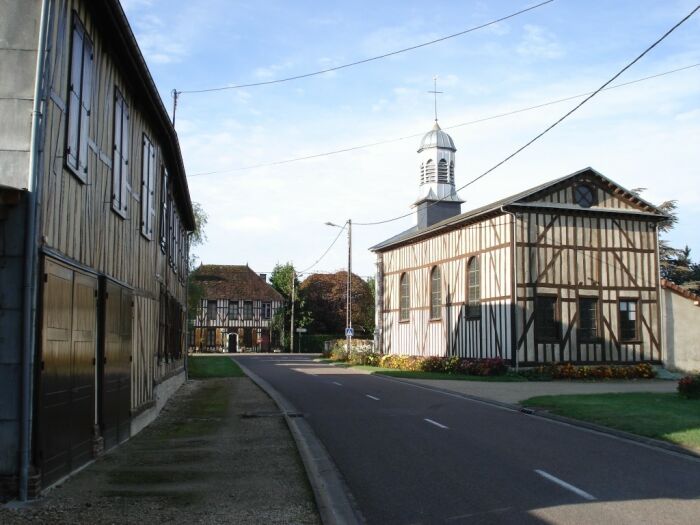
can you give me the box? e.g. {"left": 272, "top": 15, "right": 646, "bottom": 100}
{"left": 189, "top": 265, "right": 284, "bottom": 353}
{"left": 372, "top": 122, "right": 667, "bottom": 366}
{"left": 0, "top": 0, "right": 194, "bottom": 499}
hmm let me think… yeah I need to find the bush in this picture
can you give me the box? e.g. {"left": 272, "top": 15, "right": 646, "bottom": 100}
{"left": 522, "top": 362, "right": 657, "bottom": 380}
{"left": 678, "top": 374, "right": 700, "bottom": 399}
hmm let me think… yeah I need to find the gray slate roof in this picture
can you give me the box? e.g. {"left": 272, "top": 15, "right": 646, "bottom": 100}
{"left": 371, "top": 167, "right": 667, "bottom": 252}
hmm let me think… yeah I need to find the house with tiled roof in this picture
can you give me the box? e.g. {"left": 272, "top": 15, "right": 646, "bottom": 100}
{"left": 189, "top": 265, "right": 284, "bottom": 352}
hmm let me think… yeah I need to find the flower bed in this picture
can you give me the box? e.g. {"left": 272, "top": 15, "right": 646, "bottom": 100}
{"left": 678, "top": 374, "right": 700, "bottom": 399}
{"left": 520, "top": 362, "right": 656, "bottom": 380}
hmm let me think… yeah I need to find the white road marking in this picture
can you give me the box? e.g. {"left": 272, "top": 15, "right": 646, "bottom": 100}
{"left": 424, "top": 418, "right": 449, "bottom": 429}
{"left": 332, "top": 381, "right": 343, "bottom": 386}
{"left": 534, "top": 469, "right": 596, "bottom": 501}
{"left": 366, "top": 395, "right": 380, "bottom": 401}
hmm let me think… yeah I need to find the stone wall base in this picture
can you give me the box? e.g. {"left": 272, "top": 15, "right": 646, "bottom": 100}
{"left": 130, "top": 370, "right": 186, "bottom": 437}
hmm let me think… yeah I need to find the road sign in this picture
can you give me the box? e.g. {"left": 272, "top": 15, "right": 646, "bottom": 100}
{"left": 345, "top": 327, "right": 354, "bottom": 337}
{"left": 296, "top": 327, "right": 307, "bottom": 333}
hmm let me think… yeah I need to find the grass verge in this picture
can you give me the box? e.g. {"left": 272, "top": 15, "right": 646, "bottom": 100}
{"left": 522, "top": 393, "right": 700, "bottom": 452}
{"left": 316, "top": 359, "right": 527, "bottom": 381}
{"left": 188, "top": 356, "right": 245, "bottom": 378}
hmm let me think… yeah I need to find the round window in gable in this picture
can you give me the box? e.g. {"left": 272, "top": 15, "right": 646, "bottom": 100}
{"left": 574, "top": 184, "right": 596, "bottom": 208}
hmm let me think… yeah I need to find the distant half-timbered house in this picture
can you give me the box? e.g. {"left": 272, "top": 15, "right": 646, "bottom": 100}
{"left": 189, "top": 265, "right": 284, "bottom": 353}
{"left": 0, "top": 0, "right": 194, "bottom": 499}
{"left": 371, "top": 122, "right": 667, "bottom": 366}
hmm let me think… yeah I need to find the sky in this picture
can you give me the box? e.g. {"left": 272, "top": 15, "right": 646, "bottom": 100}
{"left": 121, "top": 0, "right": 700, "bottom": 279}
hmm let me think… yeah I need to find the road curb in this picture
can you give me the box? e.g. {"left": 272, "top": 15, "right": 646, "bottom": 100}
{"left": 378, "top": 375, "right": 700, "bottom": 462}
{"left": 233, "top": 358, "right": 366, "bottom": 525}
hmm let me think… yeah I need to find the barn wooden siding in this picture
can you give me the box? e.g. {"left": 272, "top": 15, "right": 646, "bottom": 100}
{"left": 380, "top": 215, "right": 514, "bottom": 359}
{"left": 515, "top": 211, "right": 661, "bottom": 364}
{"left": 38, "top": 1, "right": 188, "bottom": 412}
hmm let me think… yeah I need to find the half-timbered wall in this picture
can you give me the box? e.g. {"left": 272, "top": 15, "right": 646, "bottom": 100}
{"left": 37, "top": 1, "right": 189, "bottom": 411}
{"left": 380, "top": 215, "right": 514, "bottom": 359}
{"left": 515, "top": 211, "right": 661, "bottom": 364}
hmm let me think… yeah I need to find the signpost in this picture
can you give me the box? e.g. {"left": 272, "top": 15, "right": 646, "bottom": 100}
{"left": 345, "top": 327, "right": 354, "bottom": 337}
{"left": 295, "top": 327, "right": 307, "bottom": 353}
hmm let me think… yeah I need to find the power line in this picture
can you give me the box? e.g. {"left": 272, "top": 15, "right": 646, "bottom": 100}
{"left": 297, "top": 222, "right": 347, "bottom": 274}
{"left": 354, "top": 5, "right": 700, "bottom": 226}
{"left": 188, "top": 62, "right": 700, "bottom": 177}
{"left": 177, "top": 1, "right": 554, "bottom": 95}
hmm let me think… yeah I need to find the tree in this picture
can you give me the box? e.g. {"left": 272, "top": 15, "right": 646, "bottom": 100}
{"left": 270, "top": 262, "right": 312, "bottom": 350}
{"left": 187, "top": 202, "right": 208, "bottom": 328}
{"left": 299, "top": 272, "right": 375, "bottom": 337}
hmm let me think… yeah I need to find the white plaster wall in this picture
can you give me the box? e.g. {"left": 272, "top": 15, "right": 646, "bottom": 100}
{"left": 662, "top": 289, "right": 700, "bottom": 372}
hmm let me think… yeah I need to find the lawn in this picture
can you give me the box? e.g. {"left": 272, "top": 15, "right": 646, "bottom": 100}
{"left": 188, "top": 356, "right": 245, "bottom": 379}
{"left": 316, "top": 359, "right": 528, "bottom": 382}
{"left": 522, "top": 393, "right": 700, "bottom": 452}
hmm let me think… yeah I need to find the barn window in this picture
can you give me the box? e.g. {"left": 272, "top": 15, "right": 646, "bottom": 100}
{"left": 437, "top": 159, "right": 449, "bottom": 183}
{"left": 424, "top": 159, "right": 435, "bottom": 183}
{"left": 574, "top": 184, "right": 596, "bottom": 208}
{"left": 466, "top": 257, "right": 480, "bottom": 318}
{"left": 430, "top": 266, "right": 441, "bottom": 320}
{"left": 111, "top": 88, "right": 130, "bottom": 216}
{"left": 399, "top": 273, "right": 410, "bottom": 321}
{"left": 228, "top": 300, "right": 239, "bottom": 320}
{"left": 243, "top": 301, "right": 254, "bottom": 320}
{"left": 207, "top": 300, "right": 217, "bottom": 321}
{"left": 140, "top": 134, "right": 156, "bottom": 239}
{"left": 619, "top": 299, "right": 639, "bottom": 342}
{"left": 262, "top": 302, "right": 272, "bottom": 319}
{"left": 535, "top": 295, "right": 559, "bottom": 341}
{"left": 66, "top": 14, "right": 93, "bottom": 182}
{"left": 159, "top": 167, "right": 168, "bottom": 252}
{"left": 578, "top": 297, "right": 599, "bottom": 341}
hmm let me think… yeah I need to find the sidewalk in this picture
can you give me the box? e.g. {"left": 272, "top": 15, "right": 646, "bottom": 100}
{"left": 394, "top": 377, "right": 677, "bottom": 404}
{"left": 1, "top": 377, "right": 320, "bottom": 524}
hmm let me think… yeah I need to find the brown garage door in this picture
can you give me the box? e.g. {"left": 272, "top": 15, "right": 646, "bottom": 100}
{"left": 101, "top": 280, "right": 132, "bottom": 451}
{"left": 39, "top": 258, "right": 97, "bottom": 486}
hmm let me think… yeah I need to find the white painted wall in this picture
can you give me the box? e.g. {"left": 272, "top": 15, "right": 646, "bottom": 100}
{"left": 662, "top": 288, "right": 700, "bottom": 372}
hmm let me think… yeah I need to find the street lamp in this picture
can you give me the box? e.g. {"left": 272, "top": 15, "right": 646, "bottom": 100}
{"left": 325, "top": 219, "right": 352, "bottom": 354}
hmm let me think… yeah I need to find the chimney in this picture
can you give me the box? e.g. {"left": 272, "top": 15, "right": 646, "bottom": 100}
{"left": 259, "top": 273, "right": 267, "bottom": 282}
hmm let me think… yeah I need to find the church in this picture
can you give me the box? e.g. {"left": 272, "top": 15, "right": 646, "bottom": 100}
{"left": 371, "top": 121, "right": 667, "bottom": 366}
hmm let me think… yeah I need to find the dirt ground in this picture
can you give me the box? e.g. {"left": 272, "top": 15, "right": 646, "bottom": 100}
{"left": 0, "top": 378, "right": 320, "bottom": 524}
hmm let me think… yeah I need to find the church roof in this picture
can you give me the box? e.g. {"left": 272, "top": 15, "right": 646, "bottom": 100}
{"left": 418, "top": 121, "right": 456, "bottom": 152}
{"left": 371, "top": 167, "right": 668, "bottom": 252}
{"left": 191, "top": 265, "right": 284, "bottom": 301}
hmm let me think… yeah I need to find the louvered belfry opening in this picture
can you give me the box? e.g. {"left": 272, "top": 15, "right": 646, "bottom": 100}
{"left": 437, "top": 159, "right": 449, "bottom": 183}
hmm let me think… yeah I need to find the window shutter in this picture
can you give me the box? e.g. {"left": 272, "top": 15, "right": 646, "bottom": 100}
{"left": 141, "top": 136, "right": 149, "bottom": 237}
{"left": 159, "top": 169, "right": 168, "bottom": 251}
{"left": 112, "top": 94, "right": 123, "bottom": 209}
{"left": 148, "top": 146, "right": 156, "bottom": 235}
{"left": 66, "top": 24, "right": 83, "bottom": 172}
{"left": 78, "top": 36, "right": 93, "bottom": 178}
{"left": 121, "top": 103, "right": 130, "bottom": 212}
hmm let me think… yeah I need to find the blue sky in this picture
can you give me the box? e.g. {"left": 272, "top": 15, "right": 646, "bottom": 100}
{"left": 122, "top": 0, "right": 700, "bottom": 278}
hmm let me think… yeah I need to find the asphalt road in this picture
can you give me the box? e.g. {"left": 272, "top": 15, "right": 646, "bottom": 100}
{"left": 234, "top": 355, "right": 700, "bottom": 525}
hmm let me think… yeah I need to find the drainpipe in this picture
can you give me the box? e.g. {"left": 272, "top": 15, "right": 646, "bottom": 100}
{"left": 501, "top": 206, "right": 518, "bottom": 372}
{"left": 20, "top": 0, "right": 51, "bottom": 501}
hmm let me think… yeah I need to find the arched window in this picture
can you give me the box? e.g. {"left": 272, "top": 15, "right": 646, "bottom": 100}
{"left": 449, "top": 161, "right": 455, "bottom": 184}
{"left": 437, "top": 159, "right": 449, "bottom": 183}
{"left": 467, "top": 257, "right": 480, "bottom": 318}
{"left": 399, "top": 273, "right": 410, "bottom": 321}
{"left": 430, "top": 266, "right": 442, "bottom": 319}
{"left": 424, "top": 159, "right": 435, "bottom": 183}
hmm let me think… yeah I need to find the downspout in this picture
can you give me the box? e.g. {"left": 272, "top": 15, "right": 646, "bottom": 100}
{"left": 21, "top": 0, "right": 52, "bottom": 501}
{"left": 501, "top": 207, "right": 518, "bottom": 372}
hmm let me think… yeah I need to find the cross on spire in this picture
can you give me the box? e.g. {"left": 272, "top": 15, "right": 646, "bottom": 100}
{"left": 427, "top": 76, "right": 443, "bottom": 122}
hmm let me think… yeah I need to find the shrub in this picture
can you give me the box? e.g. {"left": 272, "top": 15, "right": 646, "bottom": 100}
{"left": 678, "top": 374, "right": 700, "bottom": 399}
{"left": 523, "top": 362, "right": 657, "bottom": 381}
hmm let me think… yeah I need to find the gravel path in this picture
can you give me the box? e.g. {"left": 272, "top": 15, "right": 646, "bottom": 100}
{"left": 1, "top": 378, "right": 320, "bottom": 524}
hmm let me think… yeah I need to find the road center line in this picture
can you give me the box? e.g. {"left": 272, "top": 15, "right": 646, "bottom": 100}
{"left": 424, "top": 418, "right": 449, "bottom": 429}
{"left": 534, "top": 469, "right": 596, "bottom": 501}
{"left": 332, "top": 381, "right": 343, "bottom": 386}
{"left": 365, "top": 394, "right": 380, "bottom": 401}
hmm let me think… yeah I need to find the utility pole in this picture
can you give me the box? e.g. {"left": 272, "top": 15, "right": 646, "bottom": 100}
{"left": 346, "top": 219, "right": 352, "bottom": 354}
{"left": 290, "top": 270, "right": 295, "bottom": 354}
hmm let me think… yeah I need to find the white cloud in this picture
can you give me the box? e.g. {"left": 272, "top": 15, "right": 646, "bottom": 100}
{"left": 516, "top": 24, "right": 564, "bottom": 60}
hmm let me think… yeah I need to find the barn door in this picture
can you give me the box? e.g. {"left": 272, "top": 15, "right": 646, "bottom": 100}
{"left": 101, "top": 281, "right": 132, "bottom": 450}
{"left": 40, "top": 259, "right": 97, "bottom": 487}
